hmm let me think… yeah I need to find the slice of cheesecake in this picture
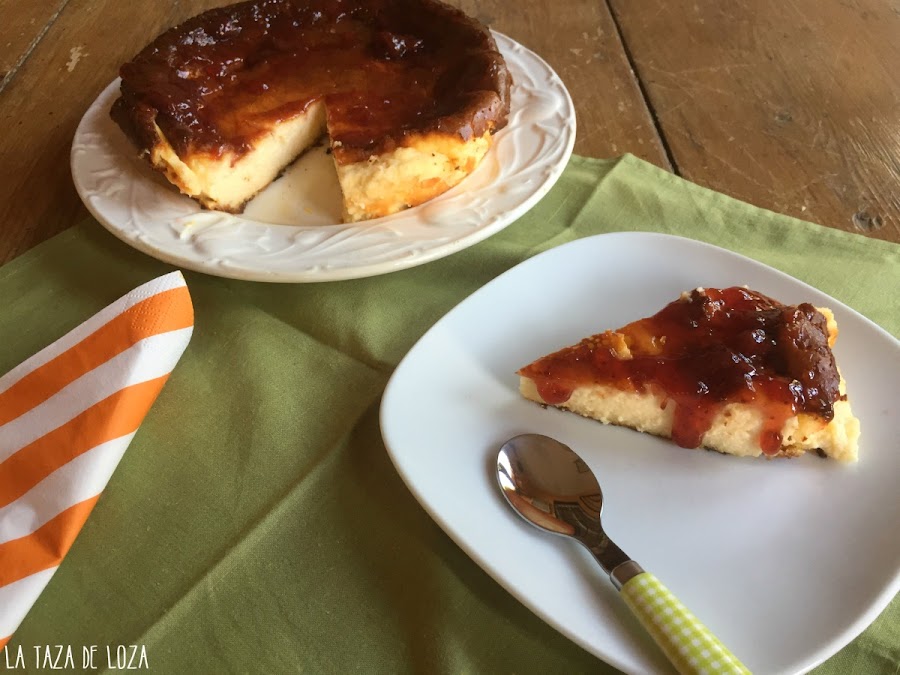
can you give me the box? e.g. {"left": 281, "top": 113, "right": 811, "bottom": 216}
{"left": 518, "top": 287, "right": 860, "bottom": 461}
{"left": 110, "top": 0, "right": 511, "bottom": 222}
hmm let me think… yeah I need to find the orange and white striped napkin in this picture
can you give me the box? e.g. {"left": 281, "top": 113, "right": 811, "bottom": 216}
{"left": 0, "top": 271, "right": 193, "bottom": 649}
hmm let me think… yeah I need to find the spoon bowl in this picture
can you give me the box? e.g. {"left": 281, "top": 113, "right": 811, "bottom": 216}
{"left": 497, "top": 433, "right": 633, "bottom": 579}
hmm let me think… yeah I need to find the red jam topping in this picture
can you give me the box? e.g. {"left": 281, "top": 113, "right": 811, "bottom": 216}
{"left": 519, "top": 287, "right": 841, "bottom": 454}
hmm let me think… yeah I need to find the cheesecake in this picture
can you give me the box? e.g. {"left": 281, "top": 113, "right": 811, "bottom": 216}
{"left": 518, "top": 287, "right": 860, "bottom": 461}
{"left": 110, "top": 0, "right": 511, "bottom": 221}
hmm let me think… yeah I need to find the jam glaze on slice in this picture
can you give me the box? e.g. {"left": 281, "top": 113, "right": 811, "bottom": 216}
{"left": 518, "top": 287, "right": 842, "bottom": 455}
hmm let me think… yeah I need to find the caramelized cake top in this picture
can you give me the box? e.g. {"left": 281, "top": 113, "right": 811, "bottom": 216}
{"left": 111, "top": 0, "right": 511, "bottom": 164}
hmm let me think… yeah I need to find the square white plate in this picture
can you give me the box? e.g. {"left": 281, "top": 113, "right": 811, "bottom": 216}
{"left": 380, "top": 232, "right": 900, "bottom": 675}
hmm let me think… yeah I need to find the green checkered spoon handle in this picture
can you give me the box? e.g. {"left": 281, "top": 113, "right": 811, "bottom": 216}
{"left": 498, "top": 434, "right": 750, "bottom": 675}
{"left": 618, "top": 568, "right": 749, "bottom": 674}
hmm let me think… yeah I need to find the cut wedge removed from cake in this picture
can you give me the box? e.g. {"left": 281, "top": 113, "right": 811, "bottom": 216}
{"left": 518, "top": 287, "right": 860, "bottom": 461}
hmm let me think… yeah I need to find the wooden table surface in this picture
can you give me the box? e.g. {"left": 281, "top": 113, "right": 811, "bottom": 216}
{"left": 1, "top": 0, "right": 898, "bottom": 266}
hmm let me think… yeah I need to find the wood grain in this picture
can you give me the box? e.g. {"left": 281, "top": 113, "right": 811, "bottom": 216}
{"left": 447, "top": 0, "right": 670, "bottom": 166}
{"left": 608, "top": 0, "right": 900, "bottom": 241}
{"left": 0, "top": 0, "right": 666, "bottom": 264}
{"left": 0, "top": 0, "right": 70, "bottom": 92}
{"left": 0, "top": 0, "right": 228, "bottom": 265}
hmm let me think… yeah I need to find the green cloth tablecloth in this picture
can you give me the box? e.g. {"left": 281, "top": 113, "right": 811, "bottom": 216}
{"left": 2, "top": 154, "right": 898, "bottom": 674}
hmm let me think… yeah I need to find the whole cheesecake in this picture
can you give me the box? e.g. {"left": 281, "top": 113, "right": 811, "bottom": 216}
{"left": 111, "top": 0, "right": 511, "bottom": 221}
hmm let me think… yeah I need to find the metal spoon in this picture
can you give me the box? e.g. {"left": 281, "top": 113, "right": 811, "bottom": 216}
{"left": 497, "top": 433, "right": 750, "bottom": 675}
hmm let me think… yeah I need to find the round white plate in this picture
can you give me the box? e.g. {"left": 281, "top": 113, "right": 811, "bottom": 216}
{"left": 380, "top": 232, "right": 900, "bottom": 675}
{"left": 70, "top": 33, "right": 575, "bottom": 282}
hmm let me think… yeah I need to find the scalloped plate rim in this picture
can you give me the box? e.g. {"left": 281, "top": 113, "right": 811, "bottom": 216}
{"left": 70, "top": 32, "right": 575, "bottom": 283}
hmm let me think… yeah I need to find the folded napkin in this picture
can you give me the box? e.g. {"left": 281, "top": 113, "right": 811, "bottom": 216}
{"left": 0, "top": 272, "right": 192, "bottom": 649}
{"left": 0, "top": 155, "right": 896, "bottom": 674}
